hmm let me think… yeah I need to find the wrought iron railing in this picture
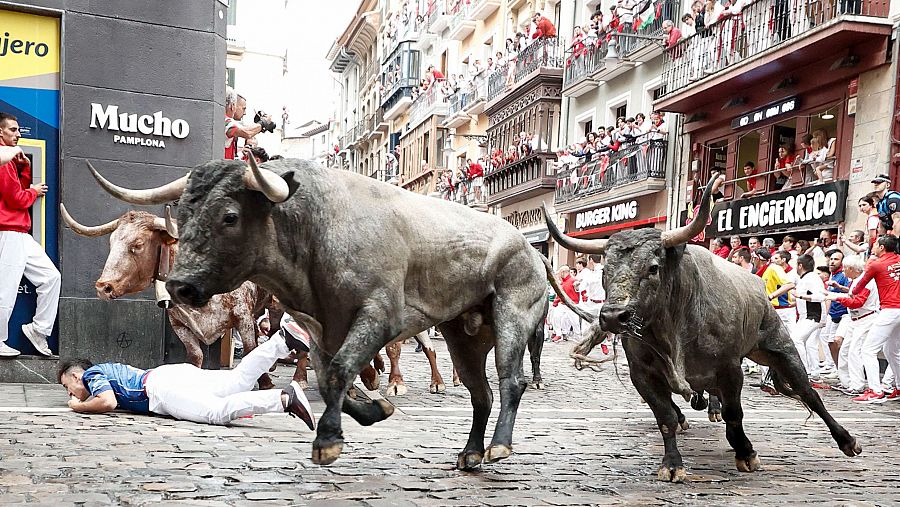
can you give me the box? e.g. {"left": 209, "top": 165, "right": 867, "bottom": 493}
{"left": 438, "top": 177, "right": 487, "bottom": 206}
{"left": 555, "top": 139, "right": 667, "bottom": 203}
{"left": 563, "top": 43, "right": 606, "bottom": 88}
{"left": 407, "top": 80, "right": 449, "bottom": 129}
{"left": 484, "top": 152, "right": 557, "bottom": 202}
{"left": 447, "top": 0, "right": 473, "bottom": 33}
{"left": 661, "top": 0, "right": 889, "bottom": 97}
{"left": 515, "top": 37, "right": 565, "bottom": 81}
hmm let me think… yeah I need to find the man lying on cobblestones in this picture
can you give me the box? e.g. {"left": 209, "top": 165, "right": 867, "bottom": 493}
{"left": 56, "top": 327, "right": 315, "bottom": 429}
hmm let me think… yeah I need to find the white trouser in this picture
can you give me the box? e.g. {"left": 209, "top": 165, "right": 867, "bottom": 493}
{"left": 764, "top": 307, "right": 797, "bottom": 380}
{"left": 860, "top": 308, "right": 900, "bottom": 395}
{"left": 146, "top": 335, "right": 290, "bottom": 425}
{"left": 577, "top": 301, "right": 601, "bottom": 338}
{"left": 819, "top": 315, "right": 842, "bottom": 368}
{"left": 836, "top": 315, "right": 872, "bottom": 391}
{"left": 0, "top": 231, "right": 61, "bottom": 343}
{"left": 552, "top": 305, "right": 578, "bottom": 337}
{"left": 791, "top": 318, "right": 822, "bottom": 376}
{"left": 882, "top": 365, "right": 895, "bottom": 389}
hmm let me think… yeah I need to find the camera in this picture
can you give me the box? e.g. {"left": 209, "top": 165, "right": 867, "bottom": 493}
{"left": 254, "top": 110, "right": 277, "bottom": 133}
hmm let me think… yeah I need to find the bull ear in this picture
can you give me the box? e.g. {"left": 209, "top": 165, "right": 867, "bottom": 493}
{"left": 665, "top": 244, "right": 686, "bottom": 263}
{"left": 280, "top": 171, "right": 301, "bottom": 199}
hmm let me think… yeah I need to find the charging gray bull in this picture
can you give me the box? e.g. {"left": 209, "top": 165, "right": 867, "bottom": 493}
{"left": 543, "top": 177, "right": 860, "bottom": 482}
{"left": 88, "top": 156, "right": 588, "bottom": 469}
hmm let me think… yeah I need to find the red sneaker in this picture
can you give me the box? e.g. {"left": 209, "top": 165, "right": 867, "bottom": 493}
{"left": 600, "top": 343, "right": 609, "bottom": 355}
{"left": 852, "top": 389, "right": 886, "bottom": 404}
{"left": 885, "top": 388, "right": 900, "bottom": 401}
{"left": 810, "top": 381, "right": 831, "bottom": 390}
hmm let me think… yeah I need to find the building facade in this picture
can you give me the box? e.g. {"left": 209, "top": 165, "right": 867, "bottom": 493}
{"left": 657, "top": 0, "right": 899, "bottom": 244}
{"left": 1, "top": 1, "right": 226, "bottom": 381}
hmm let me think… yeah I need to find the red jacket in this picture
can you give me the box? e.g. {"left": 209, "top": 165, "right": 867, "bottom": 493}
{"left": 534, "top": 17, "right": 557, "bottom": 38}
{"left": 852, "top": 252, "right": 900, "bottom": 309}
{"left": 467, "top": 162, "right": 484, "bottom": 179}
{"left": 0, "top": 156, "right": 37, "bottom": 233}
{"left": 553, "top": 274, "right": 580, "bottom": 306}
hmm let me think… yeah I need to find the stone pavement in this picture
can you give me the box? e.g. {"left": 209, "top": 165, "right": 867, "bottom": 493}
{"left": 1, "top": 339, "right": 899, "bottom": 506}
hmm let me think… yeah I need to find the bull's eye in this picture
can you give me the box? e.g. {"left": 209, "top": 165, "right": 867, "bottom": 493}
{"left": 648, "top": 264, "right": 659, "bottom": 275}
{"left": 223, "top": 213, "right": 239, "bottom": 225}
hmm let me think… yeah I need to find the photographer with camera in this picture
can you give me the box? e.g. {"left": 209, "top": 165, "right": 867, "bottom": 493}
{"left": 224, "top": 87, "right": 277, "bottom": 160}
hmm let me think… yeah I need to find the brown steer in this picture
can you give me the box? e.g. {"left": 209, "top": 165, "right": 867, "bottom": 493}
{"left": 59, "top": 205, "right": 278, "bottom": 389}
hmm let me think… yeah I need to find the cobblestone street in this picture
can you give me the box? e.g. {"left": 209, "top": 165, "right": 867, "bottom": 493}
{"left": 1, "top": 339, "right": 899, "bottom": 506}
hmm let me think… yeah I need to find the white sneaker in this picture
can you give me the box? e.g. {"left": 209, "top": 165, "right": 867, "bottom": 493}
{"left": 0, "top": 341, "right": 20, "bottom": 357}
{"left": 21, "top": 324, "right": 52, "bottom": 356}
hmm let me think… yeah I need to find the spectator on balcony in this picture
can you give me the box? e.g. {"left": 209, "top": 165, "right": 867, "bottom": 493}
{"left": 717, "top": 0, "right": 749, "bottom": 66}
{"left": 795, "top": 133, "right": 816, "bottom": 184}
{"left": 491, "top": 147, "right": 505, "bottom": 169}
{"left": 681, "top": 12, "right": 697, "bottom": 38}
{"left": 812, "top": 129, "right": 837, "bottom": 184}
{"left": 634, "top": 113, "right": 649, "bottom": 136}
{"left": 506, "top": 37, "right": 517, "bottom": 55}
{"left": 596, "top": 127, "right": 613, "bottom": 151}
{"left": 532, "top": 12, "right": 558, "bottom": 40}
{"left": 467, "top": 158, "right": 484, "bottom": 201}
{"left": 616, "top": 0, "right": 638, "bottom": 31}
{"left": 427, "top": 64, "right": 444, "bottom": 85}
{"left": 773, "top": 143, "right": 796, "bottom": 190}
{"left": 570, "top": 26, "right": 586, "bottom": 57}
{"left": 741, "top": 161, "right": 761, "bottom": 198}
{"left": 647, "top": 112, "right": 668, "bottom": 141}
{"left": 529, "top": 131, "right": 549, "bottom": 154}
{"left": 663, "top": 20, "right": 682, "bottom": 48}
{"left": 506, "top": 145, "right": 519, "bottom": 165}
{"left": 701, "top": 0, "right": 724, "bottom": 72}
{"left": 471, "top": 59, "right": 486, "bottom": 76}
{"left": 495, "top": 51, "right": 507, "bottom": 68}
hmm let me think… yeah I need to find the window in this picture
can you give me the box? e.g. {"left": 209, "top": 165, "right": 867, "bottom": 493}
{"left": 226, "top": 0, "right": 237, "bottom": 26}
{"left": 583, "top": 120, "right": 593, "bottom": 137}
{"left": 615, "top": 104, "right": 628, "bottom": 121}
{"left": 226, "top": 67, "right": 236, "bottom": 88}
{"left": 652, "top": 87, "right": 665, "bottom": 101}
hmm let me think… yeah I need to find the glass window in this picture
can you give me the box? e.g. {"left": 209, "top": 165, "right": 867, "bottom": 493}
{"left": 615, "top": 104, "right": 628, "bottom": 121}
{"left": 226, "top": 67, "right": 235, "bottom": 88}
{"left": 227, "top": 0, "right": 237, "bottom": 25}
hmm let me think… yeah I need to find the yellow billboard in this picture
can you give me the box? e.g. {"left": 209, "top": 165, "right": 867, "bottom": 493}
{"left": 0, "top": 9, "right": 60, "bottom": 89}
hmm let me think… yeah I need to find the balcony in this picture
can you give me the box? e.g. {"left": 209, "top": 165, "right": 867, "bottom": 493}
{"left": 562, "top": 45, "right": 606, "bottom": 97}
{"left": 427, "top": 0, "right": 451, "bottom": 33}
{"left": 368, "top": 110, "right": 389, "bottom": 140}
{"left": 405, "top": 83, "right": 450, "bottom": 134}
{"left": 554, "top": 139, "right": 667, "bottom": 208}
{"left": 447, "top": 2, "right": 476, "bottom": 41}
{"left": 385, "top": 16, "right": 422, "bottom": 60}
{"left": 487, "top": 37, "right": 565, "bottom": 102}
{"left": 402, "top": 168, "right": 442, "bottom": 196}
{"left": 444, "top": 73, "right": 488, "bottom": 127}
{"left": 444, "top": 92, "right": 471, "bottom": 128}
{"left": 467, "top": 0, "right": 500, "bottom": 21}
{"left": 438, "top": 178, "right": 488, "bottom": 211}
{"left": 658, "top": 0, "right": 890, "bottom": 111}
{"left": 484, "top": 152, "right": 557, "bottom": 206}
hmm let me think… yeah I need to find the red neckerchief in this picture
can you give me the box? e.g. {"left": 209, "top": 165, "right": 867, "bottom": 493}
{"left": 783, "top": 264, "right": 793, "bottom": 273}
{"left": 755, "top": 262, "right": 770, "bottom": 278}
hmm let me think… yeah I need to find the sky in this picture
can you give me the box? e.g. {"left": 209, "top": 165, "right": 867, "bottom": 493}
{"left": 282, "top": 2, "right": 359, "bottom": 129}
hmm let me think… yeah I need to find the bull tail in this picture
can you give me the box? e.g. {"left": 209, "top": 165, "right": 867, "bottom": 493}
{"left": 540, "top": 254, "right": 594, "bottom": 323}
{"left": 768, "top": 369, "right": 814, "bottom": 418}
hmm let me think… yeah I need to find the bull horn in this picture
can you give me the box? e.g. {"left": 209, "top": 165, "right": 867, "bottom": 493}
{"left": 541, "top": 202, "right": 607, "bottom": 254}
{"left": 164, "top": 205, "right": 179, "bottom": 239}
{"left": 661, "top": 174, "right": 724, "bottom": 248}
{"left": 88, "top": 161, "right": 188, "bottom": 205}
{"left": 242, "top": 155, "right": 289, "bottom": 203}
{"left": 59, "top": 203, "right": 119, "bottom": 237}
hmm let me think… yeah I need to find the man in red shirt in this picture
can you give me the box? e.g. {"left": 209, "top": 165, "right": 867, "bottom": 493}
{"left": 466, "top": 158, "right": 484, "bottom": 202}
{"left": 0, "top": 112, "right": 59, "bottom": 357}
{"left": 224, "top": 88, "right": 273, "bottom": 160}
{"left": 550, "top": 265, "right": 580, "bottom": 342}
{"left": 531, "top": 12, "right": 557, "bottom": 39}
{"left": 844, "top": 235, "right": 900, "bottom": 402}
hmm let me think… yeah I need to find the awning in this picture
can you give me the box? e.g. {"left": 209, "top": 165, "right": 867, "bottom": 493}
{"left": 523, "top": 229, "right": 549, "bottom": 244}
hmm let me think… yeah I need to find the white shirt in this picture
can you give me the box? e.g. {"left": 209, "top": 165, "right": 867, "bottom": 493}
{"left": 795, "top": 271, "right": 827, "bottom": 321}
{"left": 576, "top": 266, "right": 606, "bottom": 302}
{"left": 844, "top": 277, "right": 879, "bottom": 318}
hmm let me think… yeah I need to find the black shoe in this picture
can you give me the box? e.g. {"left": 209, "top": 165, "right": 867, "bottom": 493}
{"left": 283, "top": 381, "right": 315, "bottom": 431}
{"left": 415, "top": 342, "right": 423, "bottom": 353}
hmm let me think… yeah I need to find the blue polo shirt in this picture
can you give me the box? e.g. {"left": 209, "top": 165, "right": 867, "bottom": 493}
{"left": 82, "top": 363, "right": 151, "bottom": 414}
{"left": 828, "top": 269, "right": 850, "bottom": 320}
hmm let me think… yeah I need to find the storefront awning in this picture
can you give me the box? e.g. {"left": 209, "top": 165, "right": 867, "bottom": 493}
{"left": 523, "top": 229, "right": 549, "bottom": 244}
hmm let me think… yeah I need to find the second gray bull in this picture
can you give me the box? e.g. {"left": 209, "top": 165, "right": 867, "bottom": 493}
{"left": 89, "top": 156, "right": 588, "bottom": 469}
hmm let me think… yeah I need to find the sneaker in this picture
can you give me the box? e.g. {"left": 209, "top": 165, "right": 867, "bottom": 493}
{"left": 843, "top": 388, "right": 865, "bottom": 397}
{"left": 280, "top": 322, "right": 311, "bottom": 353}
{"left": 0, "top": 341, "right": 20, "bottom": 357}
{"left": 810, "top": 381, "right": 831, "bottom": 390}
{"left": 852, "top": 389, "right": 886, "bottom": 404}
{"left": 600, "top": 343, "right": 609, "bottom": 355}
{"left": 21, "top": 324, "right": 52, "bottom": 356}
{"left": 760, "top": 383, "right": 779, "bottom": 396}
{"left": 747, "top": 364, "right": 760, "bottom": 374}
{"left": 885, "top": 388, "right": 900, "bottom": 401}
{"left": 283, "top": 380, "right": 316, "bottom": 430}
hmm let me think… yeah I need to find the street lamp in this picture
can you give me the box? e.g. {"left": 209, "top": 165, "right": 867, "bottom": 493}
{"left": 604, "top": 33, "right": 668, "bottom": 64}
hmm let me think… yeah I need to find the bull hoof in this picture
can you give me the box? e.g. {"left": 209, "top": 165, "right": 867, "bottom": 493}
{"left": 430, "top": 382, "right": 446, "bottom": 394}
{"left": 657, "top": 466, "right": 687, "bottom": 483}
{"left": 530, "top": 381, "right": 545, "bottom": 390}
{"left": 456, "top": 450, "right": 483, "bottom": 470}
{"left": 376, "top": 399, "right": 395, "bottom": 419}
{"left": 735, "top": 452, "right": 761, "bottom": 472}
{"left": 361, "top": 374, "right": 380, "bottom": 391}
{"left": 677, "top": 420, "right": 690, "bottom": 433}
{"left": 840, "top": 438, "right": 862, "bottom": 457}
{"left": 483, "top": 444, "right": 512, "bottom": 463}
{"left": 708, "top": 410, "right": 722, "bottom": 423}
{"left": 311, "top": 440, "right": 344, "bottom": 465}
{"left": 385, "top": 382, "right": 408, "bottom": 397}
{"left": 269, "top": 365, "right": 277, "bottom": 372}
{"left": 347, "top": 387, "right": 360, "bottom": 400}
{"left": 690, "top": 393, "right": 708, "bottom": 411}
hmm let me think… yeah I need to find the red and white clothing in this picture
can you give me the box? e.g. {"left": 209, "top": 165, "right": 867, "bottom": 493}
{"left": 551, "top": 274, "right": 580, "bottom": 339}
{"left": 834, "top": 278, "right": 879, "bottom": 392}
{"left": 0, "top": 154, "right": 60, "bottom": 348}
{"left": 576, "top": 266, "right": 605, "bottom": 318}
{"left": 791, "top": 271, "right": 827, "bottom": 375}
{"left": 850, "top": 252, "right": 900, "bottom": 394}
{"left": 225, "top": 115, "right": 241, "bottom": 160}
